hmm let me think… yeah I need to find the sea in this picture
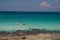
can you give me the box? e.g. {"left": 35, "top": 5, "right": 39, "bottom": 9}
{"left": 0, "top": 11, "right": 60, "bottom": 31}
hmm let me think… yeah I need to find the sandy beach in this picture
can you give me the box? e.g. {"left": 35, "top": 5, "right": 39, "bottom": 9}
{"left": 0, "top": 29, "right": 60, "bottom": 40}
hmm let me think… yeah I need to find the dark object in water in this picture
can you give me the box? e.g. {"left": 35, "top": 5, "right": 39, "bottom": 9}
{"left": 22, "top": 37, "right": 26, "bottom": 39}
{"left": 23, "top": 23, "right": 25, "bottom": 25}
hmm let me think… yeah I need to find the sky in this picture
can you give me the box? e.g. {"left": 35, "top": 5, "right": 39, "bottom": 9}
{"left": 0, "top": 0, "right": 60, "bottom": 11}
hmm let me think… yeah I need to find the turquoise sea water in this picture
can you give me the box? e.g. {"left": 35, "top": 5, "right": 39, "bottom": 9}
{"left": 0, "top": 12, "right": 60, "bottom": 31}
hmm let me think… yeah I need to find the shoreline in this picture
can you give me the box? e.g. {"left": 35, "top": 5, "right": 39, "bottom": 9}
{"left": 0, "top": 29, "right": 60, "bottom": 40}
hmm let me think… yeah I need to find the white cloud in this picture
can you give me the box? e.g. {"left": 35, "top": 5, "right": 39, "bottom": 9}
{"left": 55, "top": 0, "right": 60, "bottom": 8}
{"left": 40, "top": 1, "right": 51, "bottom": 8}
{"left": 56, "top": 0, "right": 59, "bottom": 3}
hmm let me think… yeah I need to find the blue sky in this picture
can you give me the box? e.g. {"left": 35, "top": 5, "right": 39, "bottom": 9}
{"left": 0, "top": 0, "right": 60, "bottom": 11}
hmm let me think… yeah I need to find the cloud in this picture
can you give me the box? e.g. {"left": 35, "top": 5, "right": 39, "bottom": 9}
{"left": 56, "top": 0, "right": 59, "bottom": 3}
{"left": 55, "top": 0, "right": 60, "bottom": 8}
{"left": 40, "top": 1, "right": 51, "bottom": 8}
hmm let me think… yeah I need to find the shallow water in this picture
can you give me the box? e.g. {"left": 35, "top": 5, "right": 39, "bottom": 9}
{"left": 0, "top": 12, "right": 60, "bottom": 31}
